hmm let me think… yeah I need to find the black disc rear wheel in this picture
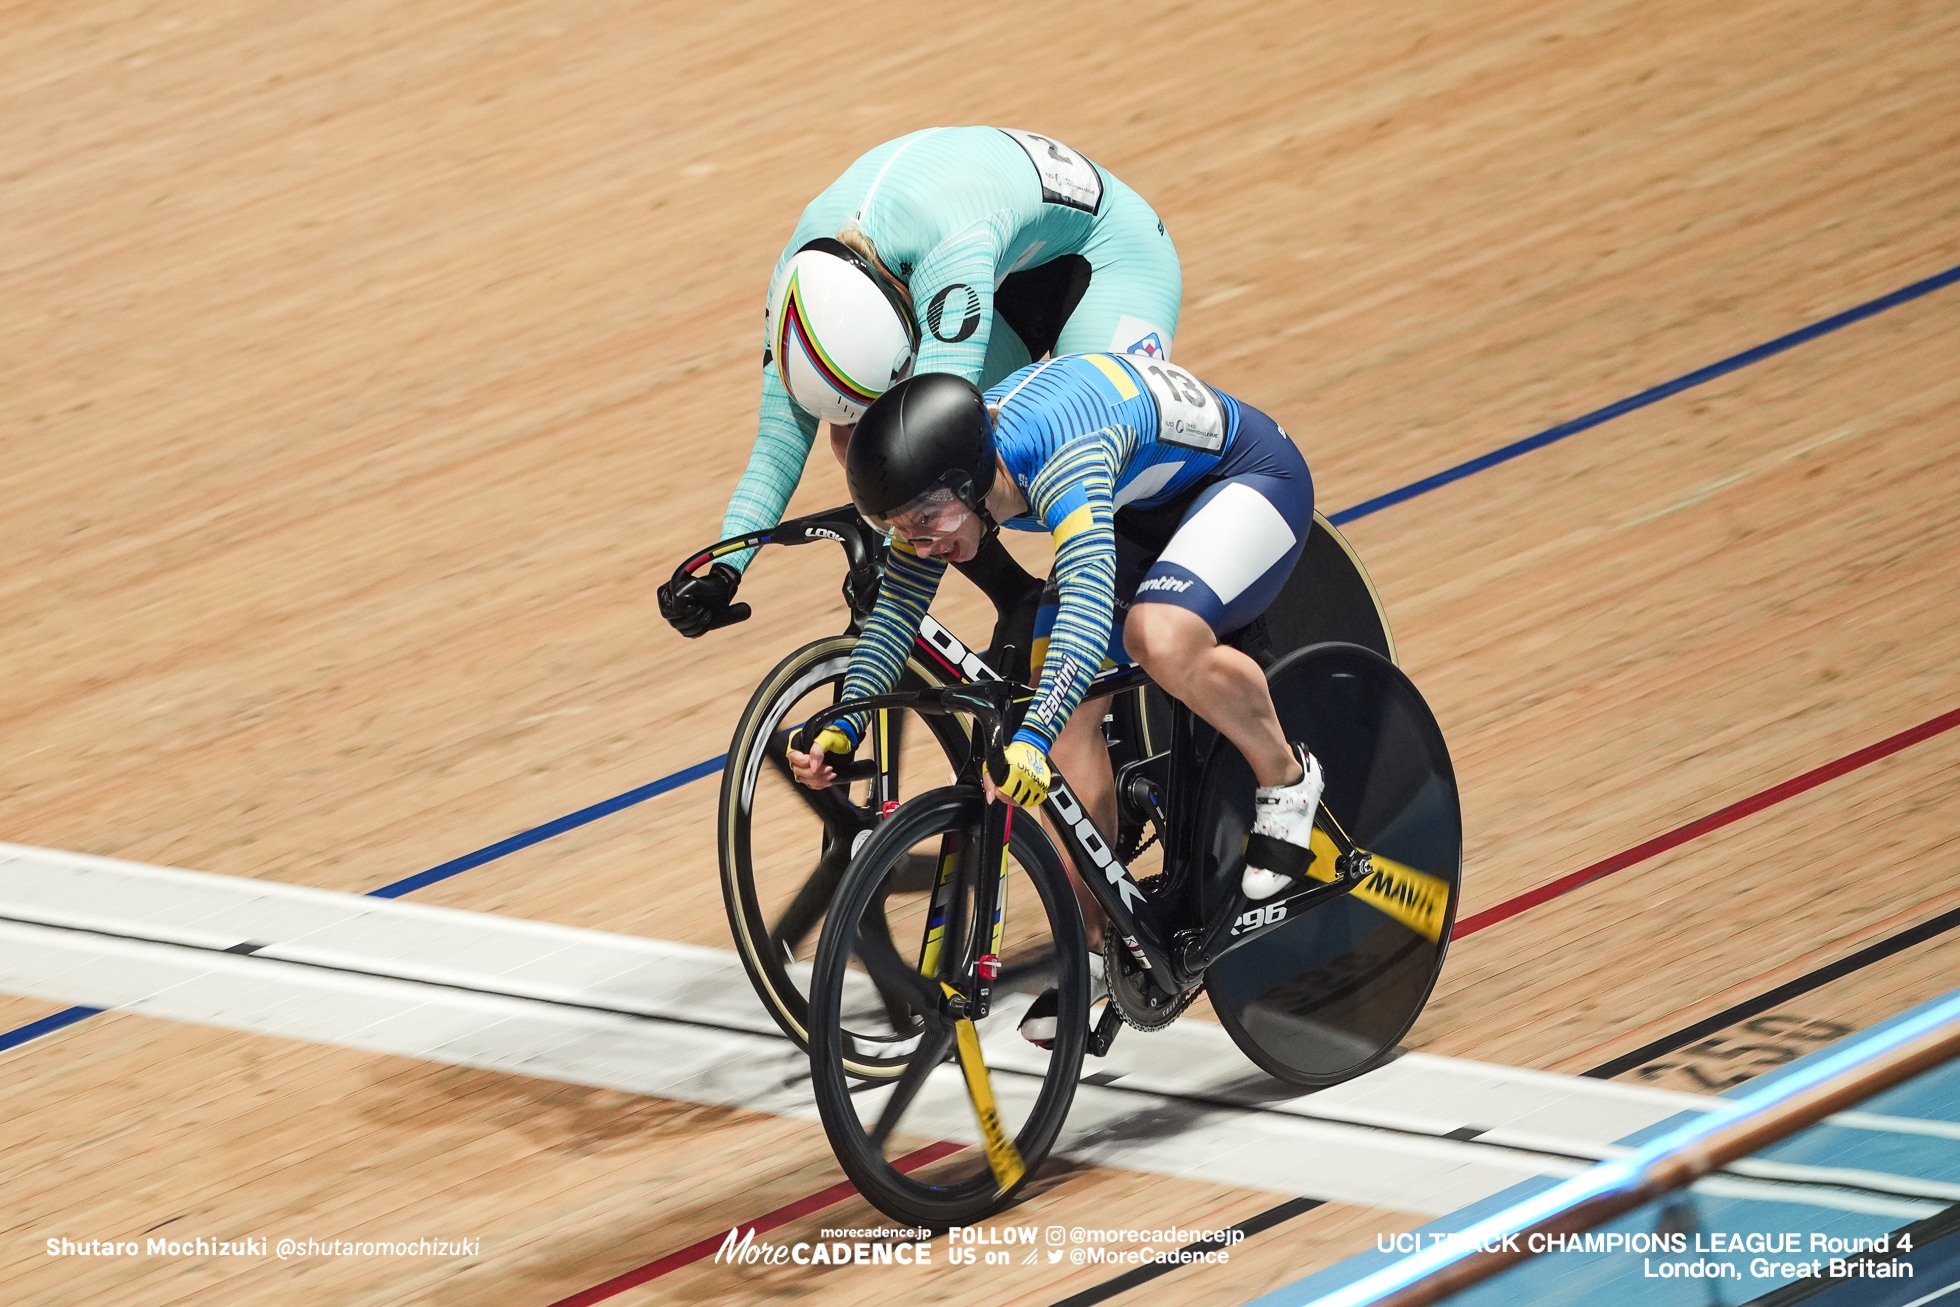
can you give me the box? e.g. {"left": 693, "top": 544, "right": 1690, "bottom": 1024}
{"left": 1199, "top": 642, "right": 1461, "bottom": 1086}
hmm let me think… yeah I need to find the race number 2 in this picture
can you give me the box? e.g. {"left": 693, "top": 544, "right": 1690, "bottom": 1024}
{"left": 1131, "top": 358, "right": 1226, "bottom": 452}
{"left": 1000, "top": 129, "right": 1103, "bottom": 214}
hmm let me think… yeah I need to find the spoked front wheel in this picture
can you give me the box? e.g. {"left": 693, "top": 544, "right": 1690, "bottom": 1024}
{"left": 1199, "top": 642, "right": 1462, "bottom": 1086}
{"left": 719, "top": 635, "right": 967, "bottom": 1072}
{"left": 807, "top": 788, "right": 1088, "bottom": 1229}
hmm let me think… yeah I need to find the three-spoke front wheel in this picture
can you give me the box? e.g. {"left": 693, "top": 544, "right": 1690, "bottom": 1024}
{"left": 807, "top": 788, "right": 1088, "bottom": 1229}
{"left": 719, "top": 635, "right": 970, "bottom": 1075}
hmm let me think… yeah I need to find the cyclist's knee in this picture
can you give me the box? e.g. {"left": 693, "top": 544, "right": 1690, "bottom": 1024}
{"left": 1124, "top": 601, "right": 1215, "bottom": 674}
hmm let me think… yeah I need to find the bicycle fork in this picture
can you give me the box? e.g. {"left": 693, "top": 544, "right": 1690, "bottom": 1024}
{"left": 917, "top": 795, "right": 1025, "bottom": 1192}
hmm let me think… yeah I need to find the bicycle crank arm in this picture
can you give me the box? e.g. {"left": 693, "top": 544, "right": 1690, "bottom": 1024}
{"left": 1086, "top": 1002, "right": 1124, "bottom": 1058}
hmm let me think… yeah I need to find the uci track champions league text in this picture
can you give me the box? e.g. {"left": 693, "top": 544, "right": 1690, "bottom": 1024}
{"left": 1377, "top": 1227, "right": 1922, "bottom": 1286}
{"left": 712, "top": 1221, "right": 1246, "bottom": 1275}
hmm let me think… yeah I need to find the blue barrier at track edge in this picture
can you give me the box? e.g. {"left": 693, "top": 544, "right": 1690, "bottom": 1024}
{"left": 1300, "top": 991, "right": 1960, "bottom": 1307}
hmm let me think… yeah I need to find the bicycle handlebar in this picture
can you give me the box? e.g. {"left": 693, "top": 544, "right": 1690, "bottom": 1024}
{"left": 790, "top": 682, "right": 1021, "bottom": 772}
{"left": 669, "top": 505, "right": 882, "bottom": 590}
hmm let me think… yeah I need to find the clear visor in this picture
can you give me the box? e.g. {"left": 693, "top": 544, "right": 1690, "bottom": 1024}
{"left": 871, "top": 486, "right": 973, "bottom": 543}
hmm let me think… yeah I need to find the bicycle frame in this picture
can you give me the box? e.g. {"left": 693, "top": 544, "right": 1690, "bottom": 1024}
{"left": 679, "top": 508, "right": 1367, "bottom": 996}
{"left": 800, "top": 674, "right": 1371, "bottom": 1005}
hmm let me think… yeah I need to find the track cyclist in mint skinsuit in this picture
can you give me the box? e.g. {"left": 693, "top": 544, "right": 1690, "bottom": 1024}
{"left": 788, "top": 360, "right": 1328, "bottom": 1044}
{"left": 659, "top": 126, "right": 1182, "bottom": 637}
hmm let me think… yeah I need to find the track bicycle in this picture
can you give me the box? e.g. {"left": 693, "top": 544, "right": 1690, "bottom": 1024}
{"left": 792, "top": 638, "right": 1461, "bottom": 1228}
{"left": 668, "top": 503, "right": 1402, "bottom": 1079}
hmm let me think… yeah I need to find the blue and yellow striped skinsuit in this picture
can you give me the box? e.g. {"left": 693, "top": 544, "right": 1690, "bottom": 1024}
{"left": 839, "top": 353, "right": 1317, "bottom": 756}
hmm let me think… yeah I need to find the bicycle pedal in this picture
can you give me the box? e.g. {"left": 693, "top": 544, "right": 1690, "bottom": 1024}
{"left": 1086, "top": 1002, "right": 1123, "bottom": 1057}
{"left": 1337, "top": 849, "right": 1376, "bottom": 882}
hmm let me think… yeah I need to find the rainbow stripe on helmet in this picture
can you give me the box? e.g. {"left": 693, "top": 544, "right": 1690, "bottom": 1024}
{"left": 775, "top": 267, "right": 883, "bottom": 406}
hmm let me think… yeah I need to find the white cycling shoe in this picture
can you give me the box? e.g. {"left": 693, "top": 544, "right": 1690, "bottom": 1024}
{"left": 1240, "top": 746, "right": 1325, "bottom": 902}
{"left": 1019, "top": 953, "right": 1108, "bottom": 1048}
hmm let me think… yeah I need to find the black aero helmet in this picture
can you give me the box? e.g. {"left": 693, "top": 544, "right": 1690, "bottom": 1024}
{"left": 847, "top": 373, "right": 997, "bottom": 527}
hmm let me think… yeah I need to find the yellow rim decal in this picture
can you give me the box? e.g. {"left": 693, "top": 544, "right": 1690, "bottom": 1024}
{"left": 943, "top": 983, "right": 1026, "bottom": 1191}
{"left": 1349, "top": 852, "right": 1450, "bottom": 943}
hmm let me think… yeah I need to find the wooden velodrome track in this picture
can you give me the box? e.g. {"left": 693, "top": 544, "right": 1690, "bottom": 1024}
{"left": 4, "top": 0, "right": 1958, "bottom": 1303}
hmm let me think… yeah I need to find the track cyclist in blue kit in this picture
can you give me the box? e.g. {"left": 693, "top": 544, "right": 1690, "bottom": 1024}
{"left": 659, "top": 125, "right": 1183, "bottom": 637}
{"left": 787, "top": 357, "right": 1329, "bottom": 1044}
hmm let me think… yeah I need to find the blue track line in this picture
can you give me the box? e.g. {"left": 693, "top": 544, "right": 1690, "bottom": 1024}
{"left": 1329, "top": 260, "right": 1960, "bottom": 525}
{"left": 4, "top": 260, "right": 1956, "bottom": 1060}
{"left": 0, "top": 1004, "right": 104, "bottom": 1054}
{"left": 367, "top": 754, "right": 727, "bottom": 898}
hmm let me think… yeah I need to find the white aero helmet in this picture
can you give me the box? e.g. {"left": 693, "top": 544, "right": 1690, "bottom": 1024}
{"left": 766, "top": 237, "right": 919, "bottom": 424}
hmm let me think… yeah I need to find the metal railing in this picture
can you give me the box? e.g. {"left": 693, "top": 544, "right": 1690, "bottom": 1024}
{"left": 1304, "top": 991, "right": 1960, "bottom": 1306}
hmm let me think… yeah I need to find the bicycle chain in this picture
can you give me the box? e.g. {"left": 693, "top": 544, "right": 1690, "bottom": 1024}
{"left": 1101, "top": 888, "right": 1202, "bottom": 1032}
{"left": 1114, "top": 823, "right": 1158, "bottom": 864}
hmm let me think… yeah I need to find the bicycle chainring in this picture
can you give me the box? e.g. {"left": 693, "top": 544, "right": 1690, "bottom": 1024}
{"left": 1101, "top": 916, "right": 1200, "bottom": 1032}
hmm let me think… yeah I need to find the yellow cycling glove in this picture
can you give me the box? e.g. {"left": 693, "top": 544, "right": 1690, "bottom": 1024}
{"left": 997, "top": 740, "right": 1052, "bottom": 808}
{"left": 795, "top": 725, "right": 856, "bottom": 767}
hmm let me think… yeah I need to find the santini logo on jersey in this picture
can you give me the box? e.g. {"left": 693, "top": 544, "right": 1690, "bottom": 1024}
{"left": 1136, "top": 576, "right": 1193, "bottom": 594}
{"left": 1030, "top": 655, "right": 1081, "bottom": 726}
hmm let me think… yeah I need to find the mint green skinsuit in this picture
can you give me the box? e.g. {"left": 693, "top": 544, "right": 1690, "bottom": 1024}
{"left": 719, "top": 126, "right": 1183, "bottom": 560}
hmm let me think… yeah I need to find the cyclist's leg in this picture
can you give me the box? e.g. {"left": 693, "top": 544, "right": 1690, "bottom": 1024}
{"left": 1119, "top": 405, "right": 1315, "bottom": 786}
{"left": 1126, "top": 606, "right": 1297, "bottom": 784}
{"left": 1022, "top": 695, "right": 1115, "bottom": 1047}
{"left": 1052, "top": 175, "right": 1182, "bottom": 362}
{"left": 1045, "top": 709, "right": 1114, "bottom": 943}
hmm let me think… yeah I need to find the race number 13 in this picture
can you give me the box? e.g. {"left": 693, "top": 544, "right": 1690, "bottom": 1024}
{"left": 1133, "top": 359, "right": 1226, "bottom": 452}
{"left": 1000, "top": 129, "right": 1103, "bottom": 214}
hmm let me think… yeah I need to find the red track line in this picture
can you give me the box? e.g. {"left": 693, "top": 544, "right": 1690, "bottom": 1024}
{"left": 547, "top": 706, "right": 1960, "bottom": 1304}
{"left": 1453, "top": 705, "right": 1960, "bottom": 939}
{"left": 544, "top": 1142, "right": 963, "bottom": 1307}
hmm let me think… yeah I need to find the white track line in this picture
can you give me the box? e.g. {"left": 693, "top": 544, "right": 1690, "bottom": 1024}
{"left": 4, "top": 841, "right": 1936, "bottom": 1216}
